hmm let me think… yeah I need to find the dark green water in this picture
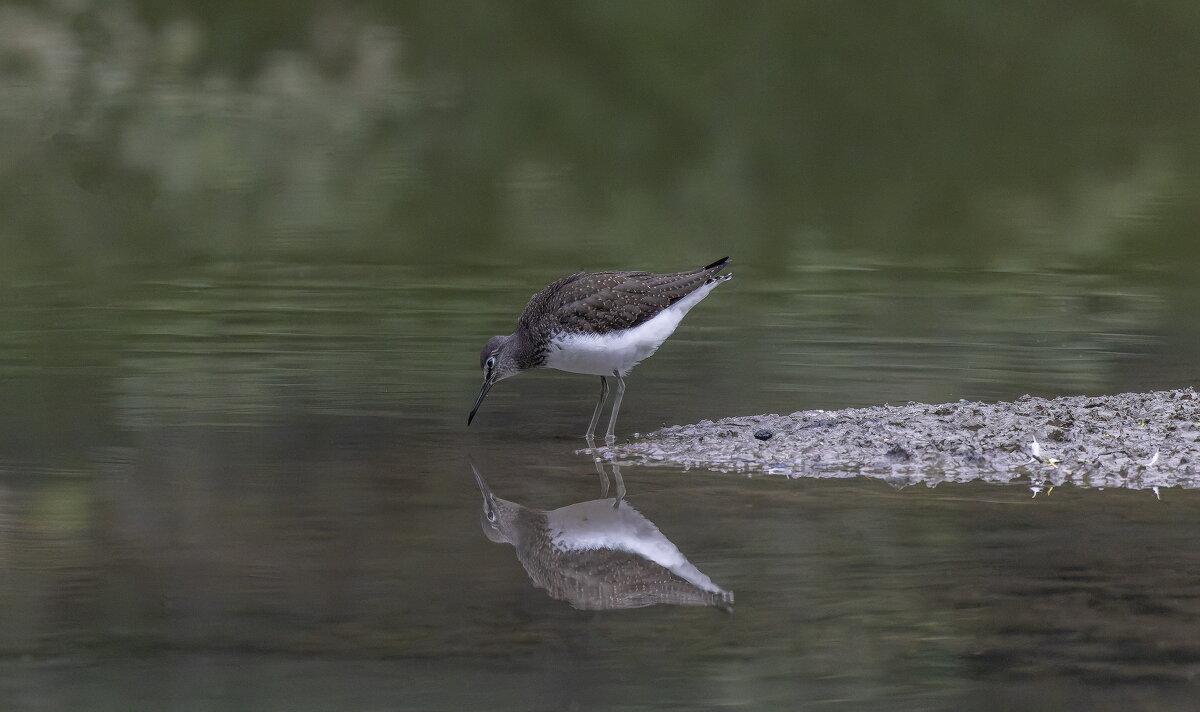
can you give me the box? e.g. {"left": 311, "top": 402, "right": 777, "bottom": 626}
{"left": 3, "top": 3, "right": 1200, "bottom": 710}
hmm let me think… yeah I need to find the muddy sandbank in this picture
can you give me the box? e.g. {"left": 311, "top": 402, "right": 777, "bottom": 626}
{"left": 605, "top": 389, "right": 1200, "bottom": 492}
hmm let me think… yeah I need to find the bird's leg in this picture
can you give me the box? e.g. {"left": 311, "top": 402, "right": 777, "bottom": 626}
{"left": 604, "top": 371, "right": 625, "bottom": 445}
{"left": 584, "top": 376, "right": 609, "bottom": 441}
{"left": 584, "top": 433, "right": 608, "bottom": 497}
{"left": 584, "top": 377, "right": 609, "bottom": 495}
{"left": 609, "top": 460, "right": 626, "bottom": 508}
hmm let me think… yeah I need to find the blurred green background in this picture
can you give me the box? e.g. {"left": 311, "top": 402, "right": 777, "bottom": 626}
{"left": 5, "top": 0, "right": 1200, "bottom": 270}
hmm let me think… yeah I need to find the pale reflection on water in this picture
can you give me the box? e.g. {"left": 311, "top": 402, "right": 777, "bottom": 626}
{"left": 472, "top": 462, "right": 733, "bottom": 612}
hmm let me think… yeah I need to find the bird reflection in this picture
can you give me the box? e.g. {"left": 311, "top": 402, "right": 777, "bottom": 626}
{"left": 472, "top": 464, "right": 733, "bottom": 612}
{"left": 586, "top": 435, "right": 625, "bottom": 504}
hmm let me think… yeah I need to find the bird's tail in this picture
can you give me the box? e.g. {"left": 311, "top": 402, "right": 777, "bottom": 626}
{"left": 702, "top": 256, "right": 732, "bottom": 284}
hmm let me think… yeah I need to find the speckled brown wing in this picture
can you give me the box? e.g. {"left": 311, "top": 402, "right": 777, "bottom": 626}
{"left": 518, "top": 258, "right": 729, "bottom": 338}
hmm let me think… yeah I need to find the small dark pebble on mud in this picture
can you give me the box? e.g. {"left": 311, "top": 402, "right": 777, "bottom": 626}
{"left": 957, "top": 448, "right": 985, "bottom": 465}
{"left": 754, "top": 429, "right": 774, "bottom": 441}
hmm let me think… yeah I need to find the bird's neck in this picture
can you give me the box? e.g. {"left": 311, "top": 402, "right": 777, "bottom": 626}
{"left": 502, "top": 504, "right": 548, "bottom": 548}
{"left": 509, "top": 330, "right": 546, "bottom": 370}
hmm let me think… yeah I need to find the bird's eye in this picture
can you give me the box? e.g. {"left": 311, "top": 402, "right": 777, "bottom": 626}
{"left": 486, "top": 508, "right": 497, "bottom": 522}
{"left": 485, "top": 356, "right": 496, "bottom": 370}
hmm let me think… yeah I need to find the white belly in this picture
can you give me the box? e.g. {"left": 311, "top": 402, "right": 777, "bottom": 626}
{"left": 543, "top": 278, "right": 724, "bottom": 376}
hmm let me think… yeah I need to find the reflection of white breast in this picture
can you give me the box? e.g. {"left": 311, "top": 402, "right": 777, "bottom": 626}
{"left": 543, "top": 279, "right": 724, "bottom": 377}
{"left": 545, "top": 499, "right": 724, "bottom": 594}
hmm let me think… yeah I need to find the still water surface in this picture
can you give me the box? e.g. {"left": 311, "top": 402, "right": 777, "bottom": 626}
{"left": 1, "top": 261, "right": 1198, "bottom": 710}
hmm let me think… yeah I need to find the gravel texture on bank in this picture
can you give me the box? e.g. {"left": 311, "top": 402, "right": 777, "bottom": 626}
{"left": 606, "top": 388, "right": 1200, "bottom": 492}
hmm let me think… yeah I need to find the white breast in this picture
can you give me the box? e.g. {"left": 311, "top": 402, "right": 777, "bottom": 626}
{"left": 543, "top": 277, "right": 726, "bottom": 377}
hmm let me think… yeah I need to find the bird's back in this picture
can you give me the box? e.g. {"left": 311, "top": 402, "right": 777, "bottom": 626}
{"left": 518, "top": 258, "right": 730, "bottom": 340}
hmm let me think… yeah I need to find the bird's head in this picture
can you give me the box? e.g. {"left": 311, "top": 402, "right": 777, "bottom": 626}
{"left": 468, "top": 334, "right": 520, "bottom": 425}
{"left": 471, "top": 462, "right": 516, "bottom": 544}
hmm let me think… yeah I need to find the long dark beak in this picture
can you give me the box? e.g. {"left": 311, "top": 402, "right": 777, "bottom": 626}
{"left": 467, "top": 374, "right": 494, "bottom": 426}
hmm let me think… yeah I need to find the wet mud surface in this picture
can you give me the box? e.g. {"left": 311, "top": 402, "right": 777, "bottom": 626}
{"left": 608, "top": 389, "right": 1200, "bottom": 492}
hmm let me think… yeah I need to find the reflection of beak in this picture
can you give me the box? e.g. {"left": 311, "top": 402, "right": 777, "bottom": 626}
{"left": 467, "top": 373, "right": 494, "bottom": 426}
{"left": 470, "top": 462, "right": 492, "bottom": 500}
{"left": 470, "top": 462, "right": 497, "bottom": 516}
